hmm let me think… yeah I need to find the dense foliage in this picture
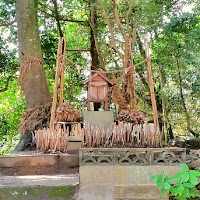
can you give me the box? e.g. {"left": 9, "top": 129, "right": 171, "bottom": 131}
{"left": 0, "top": 0, "right": 199, "bottom": 154}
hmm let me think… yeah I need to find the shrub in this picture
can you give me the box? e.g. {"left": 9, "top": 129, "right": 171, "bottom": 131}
{"left": 151, "top": 164, "right": 200, "bottom": 200}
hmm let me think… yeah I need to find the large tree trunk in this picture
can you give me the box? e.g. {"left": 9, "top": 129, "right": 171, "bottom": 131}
{"left": 16, "top": 0, "right": 51, "bottom": 109}
{"left": 90, "top": 9, "right": 99, "bottom": 71}
{"left": 15, "top": 0, "right": 51, "bottom": 151}
{"left": 175, "top": 57, "right": 198, "bottom": 137}
{"left": 89, "top": 0, "right": 101, "bottom": 111}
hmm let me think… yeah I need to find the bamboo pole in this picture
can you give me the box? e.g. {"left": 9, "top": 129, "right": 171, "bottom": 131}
{"left": 143, "top": 36, "right": 159, "bottom": 129}
{"left": 59, "top": 37, "right": 67, "bottom": 106}
{"left": 50, "top": 37, "right": 65, "bottom": 131}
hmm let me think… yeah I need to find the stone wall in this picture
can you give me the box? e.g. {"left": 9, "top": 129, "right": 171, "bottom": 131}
{"left": 76, "top": 148, "right": 186, "bottom": 200}
{"left": 0, "top": 154, "right": 79, "bottom": 175}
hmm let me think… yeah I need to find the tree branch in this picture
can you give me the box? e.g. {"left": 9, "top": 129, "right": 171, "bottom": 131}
{"left": 66, "top": 49, "right": 90, "bottom": 52}
{"left": 126, "top": 0, "right": 134, "bottom": 35}
{"left": 89, "top": 8, "right": 106, "bottom": 68}
{"left": 0, "top": 75, "right": 15, "bottom": 93}
{"left": 0, "top": 19, "right": 16, "bottom": 27}
{"left": 112, "top": 0, "right": 126, "bottom": 40}
{"left": 98, "top": 1, "right": 124, "bottom": 60}
{"left": 52, "top": 0, "right": 63, "bottom": 37}
{"left": 39, "top": 9, "right": 54, "bottom": 18}
{"left": 39, "top": 1, "right": 88, "bottom": 25}
{"left": 59, "top": 17, "right": 88, "bottom": 24}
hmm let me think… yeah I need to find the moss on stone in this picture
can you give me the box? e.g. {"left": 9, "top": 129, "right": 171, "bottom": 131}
{"left": 0, "top": 192, "right": 3, "bottom": 200}
{"left": 0, "top": 185, "right": 77, "bottom": 200}
{"left": 31, "top": 188, "right": 40, "bottom": 197}
{"left": 49, "top": 186, "right": 72, "bottom": 197}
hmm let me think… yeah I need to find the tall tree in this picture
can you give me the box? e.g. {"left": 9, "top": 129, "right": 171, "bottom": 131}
{"left": 175, "top": 57, "right": 198, "bottom": 137}
{"left": 16, "top": 0, "right": 51, "bottom": 109}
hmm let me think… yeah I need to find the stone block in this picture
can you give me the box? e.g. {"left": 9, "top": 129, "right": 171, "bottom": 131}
{"left": 115, "top": 185, "right": 168, "bottom": 200}
{"left": 0, "top": 154, "right": 79, "bottom": 175}
{"left": 59, "top": 155, "right": 79, "bottom": 174}
{"left": 67, "top": 142, "right": 82, "bottom": 154}
{"left": 67, "top": 136, "right": 83, "bottom": 142}
{"left": 83, "top": 111, "right": 114, "bottom": 129}
{"left": 0, "top": 155, "right": 59, "bottom": 175}
{"left": 80, "top": 166, "right": 114, "bottom": 184}
{"left": 79, "top": 165, "right": 180, "bottom": 186}
{"left": 76, "top": 184, "right": 114, "bottom": 200}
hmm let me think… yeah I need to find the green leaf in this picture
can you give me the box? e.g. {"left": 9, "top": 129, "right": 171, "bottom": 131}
{"left": 174, "top": 182, "right": 180, "bottom": 187}
{"left": 164, "top": 177, "right": 171, "bottom": 182}
{"left": 189, "top": 174, "right": 199, "bottom": 185}
{"left": 183, "top": 188, "right": 190, "bottom": 198}
{"left": 180, "top": 164, "right": 189, "bottom": 172}
{"left": 163, "top": 182, "right": 171, "bottom": 190}
{"left": 183, "top": 172, "right": 189, "bottom": 182}
{"left": 177, "top": 184, "right": 184, "bottom": 195}
{"left": 172, "top": 171, "right": 182, "bottom": 179}
{"left": 150, "top": 175, "right": 158, "bottom": 181}
{"left": 169, "top": 186, "right": 176, "bottom": 195}
{"left": 183, "top": 182, "right": 195, "bottom": 188}
{"left": 156, "top": 175, "right": 163, "bottom": 188}
{"left": 189, "top": 188, "right": 200, "bottom": 197}
{"left": 178, "top": 174, "right": 185, "bottom": 183}
{"left": 161, "top": 188, "right": 167, "bottom": 194}
{"left": 189, "top": 170, "right": 200, "bottom": 177}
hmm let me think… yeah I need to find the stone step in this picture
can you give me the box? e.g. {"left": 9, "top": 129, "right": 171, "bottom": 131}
{"left": 115, "top": 185, "right": 168, "bottom": 200}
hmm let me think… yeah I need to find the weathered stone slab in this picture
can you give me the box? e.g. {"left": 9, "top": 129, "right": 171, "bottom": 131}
{"left": 0, "top": 154, "right": 58, "bottom": 168}
{"left": 67, "top": 142, "right": 82, "bottom": 154}
{"left": 83, "top": 111, "right": 114, "bottom": 129}
{"left": 59, "top": 155, "right": 79, "bottom": 174}
{"left": 115, "top": 185, "right": 168, "bottom": 200}
{"left": 79, "top": 165, "right": 180, "bottom": 185}
{"left": 75, "top": 184, "right": 114, "bottom": 200}
{"left": 0, "top": 154, "right": 79, "bottom": 175}
{"left": 78, "top": 165, "right": 179, "bottom": 199}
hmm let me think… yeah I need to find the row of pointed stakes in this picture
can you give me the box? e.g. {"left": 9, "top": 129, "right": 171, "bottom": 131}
{"left": 84, "top": 122, "right": 161, "bottom": 148}
{"left": 33, "top": 122, "right": 161, "bottom": 153}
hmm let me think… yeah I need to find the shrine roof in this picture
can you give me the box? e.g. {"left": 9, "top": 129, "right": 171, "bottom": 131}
{"left": 83, "top": 72, "right": 113, "bottom": 85}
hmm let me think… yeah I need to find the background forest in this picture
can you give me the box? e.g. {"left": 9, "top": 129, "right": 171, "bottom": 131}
{"left": 0, "top": 0, "right": 199, "bottom": 155}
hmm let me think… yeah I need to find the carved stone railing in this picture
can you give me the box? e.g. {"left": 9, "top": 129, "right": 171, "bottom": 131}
{"left": 187, "top": 149, "right": 200, "bottom": 166}
{"left": 79, "top": 148, "right": 186, "bottom": 166}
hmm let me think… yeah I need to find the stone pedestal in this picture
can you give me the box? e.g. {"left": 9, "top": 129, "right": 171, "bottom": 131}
{"left": 67, "top": 136, "right": 83, "bottom": 154}
{"left": 83, "top": 111, "right": 114, "bottom": 129}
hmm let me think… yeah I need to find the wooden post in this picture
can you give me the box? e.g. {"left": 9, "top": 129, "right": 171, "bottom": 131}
{"left": 143, "top": 36, "right": 159, "bottom": 129}
{"left": 87, "top": 101, "right": 91, "bottom": 111}
{"left": 104, "top": 101, "right": 109, "bottom": 111}
{"left": 59, "top": 37, "right": 67, "bottom": 106}
{"left": 50, "top": 37, "right": 66, "bottom": 131}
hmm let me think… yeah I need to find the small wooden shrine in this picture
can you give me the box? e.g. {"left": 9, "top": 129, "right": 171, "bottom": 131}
{"left": 83, "top": 72, "right": 113, "bottom": 111}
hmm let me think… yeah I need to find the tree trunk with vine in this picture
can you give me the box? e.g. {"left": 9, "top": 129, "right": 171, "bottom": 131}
{"left": 15, "top": 0, "right": 51, "bottom": 151}
{"left": 16, "top": 0, "right": 51, "bottom": 109}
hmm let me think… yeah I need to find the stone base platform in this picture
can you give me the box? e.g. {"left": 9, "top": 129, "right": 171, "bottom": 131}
{"left": 0, "top": 154, "right": 79, "bottom": 176}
